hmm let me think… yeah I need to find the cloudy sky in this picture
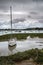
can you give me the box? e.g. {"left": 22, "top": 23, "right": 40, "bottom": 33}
{"left": 0, "top": 0, "right": 43, "bottom": 29}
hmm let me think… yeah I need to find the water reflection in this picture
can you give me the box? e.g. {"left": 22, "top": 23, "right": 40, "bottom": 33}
{"left": 0, "top": 37, "right": 43, "bottom": 56}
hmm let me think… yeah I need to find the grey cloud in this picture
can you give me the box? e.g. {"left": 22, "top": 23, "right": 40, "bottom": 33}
{"left": 0, "top": 0, "right": 42, "bottom": 11}
{"left": 0, "top": 0, "right": 43, "bottom": 12}
{"left": 39, "top": 20, "right": 43, "bottom": 23}
{"left": 0, "top": 17, "right": 26, "bottom": 26}
{"left": 28, "top": 15, "right": 43, "bottom": 20}
{"left": 30, "top": 11, "right": 38, "bottom": 15}
{"left": 12, "top": 18, "right": 26, "bottom": 23}
{"left": 33, "top": 0, "right": 43, "bottom": 2}
{"left": 0, "top": 0, "right": 43, "bottom": 23}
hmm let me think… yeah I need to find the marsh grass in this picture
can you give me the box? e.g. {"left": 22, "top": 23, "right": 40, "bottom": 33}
{"left": 0, "top": 49, "right": 43, "bottom": 65}
{"left": 0, "top": 33, "right": 43, "bottom": 41}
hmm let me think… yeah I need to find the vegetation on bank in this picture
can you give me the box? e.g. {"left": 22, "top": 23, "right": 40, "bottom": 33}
{"left": 0, "top": 49, "right": 43, "bottom": 65}
{"left": 0, "top": 33, "right": 43, "bottom": 41}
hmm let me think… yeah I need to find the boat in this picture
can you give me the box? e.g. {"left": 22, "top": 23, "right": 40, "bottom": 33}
{"left": 8, "top": 6, "right": 16, "bottom": 50}
{"left": 8, "top": 39, "right": 16, "bottom": 47}
{"left": 8, "top": 39, "right": 16, "bottom": 51}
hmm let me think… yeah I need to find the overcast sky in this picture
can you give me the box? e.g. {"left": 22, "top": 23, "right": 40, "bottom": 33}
{"left": 0, "top": 0, "right": 43, "bottom": 29}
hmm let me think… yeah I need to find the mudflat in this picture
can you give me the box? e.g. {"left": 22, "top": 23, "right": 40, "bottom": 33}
{"left": 15, "top": 60, "right": 38, "bottom": 65}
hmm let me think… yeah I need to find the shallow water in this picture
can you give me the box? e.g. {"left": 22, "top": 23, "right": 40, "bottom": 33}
{"left": 0, "top": 37, "right": 43, "bottom": 56}
{"left": 0, "top": 30, "right": 43, "bottom": 36}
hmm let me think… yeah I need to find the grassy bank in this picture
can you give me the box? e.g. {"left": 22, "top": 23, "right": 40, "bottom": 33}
{"left": 0, "top": 33, "right": 43, "bottom": 41}
{"left": 0, "top": 49, "right": 43, "bottom": 65}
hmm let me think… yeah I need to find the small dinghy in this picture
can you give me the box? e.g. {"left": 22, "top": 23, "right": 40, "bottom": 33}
{"left": 8, "top": 39, "right": 16, "bottom": 47}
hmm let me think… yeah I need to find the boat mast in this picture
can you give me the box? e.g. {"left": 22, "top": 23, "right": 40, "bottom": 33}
{"left": 10, "top": 6, "right": 12, "bottom": 39}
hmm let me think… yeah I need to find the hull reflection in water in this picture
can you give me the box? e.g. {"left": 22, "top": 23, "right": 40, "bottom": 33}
{"left": 0, "top": 37, "right": 43, "bottom": 56}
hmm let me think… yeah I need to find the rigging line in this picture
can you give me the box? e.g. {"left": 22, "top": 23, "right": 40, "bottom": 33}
{"left": 10, "top": 6, "right": 12, "bottom": 39}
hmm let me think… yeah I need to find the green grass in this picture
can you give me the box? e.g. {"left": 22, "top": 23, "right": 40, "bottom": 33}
{"left": 0, "top": 49, "right": 43, "bottom": 65}
{"left": 0, "top": 33, "right": 43, "bottom": 41}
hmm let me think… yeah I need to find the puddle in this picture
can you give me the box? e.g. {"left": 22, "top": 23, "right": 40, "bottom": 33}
{"left": 0, "top": 36, "right": 43, "bottom": 56}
